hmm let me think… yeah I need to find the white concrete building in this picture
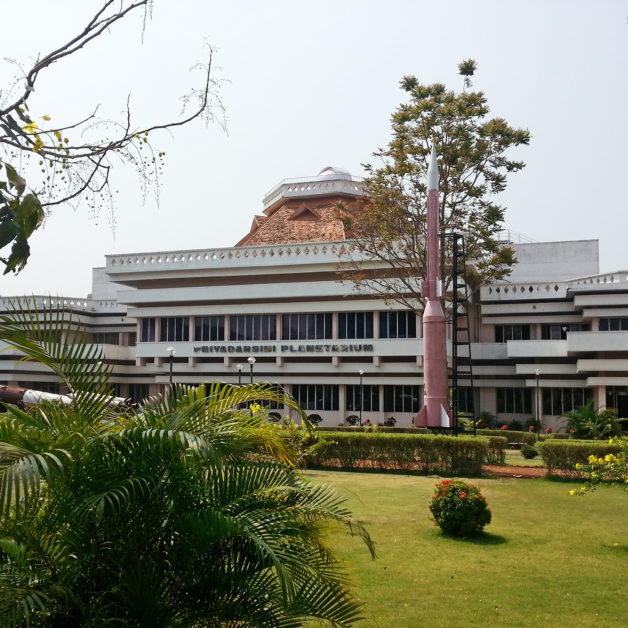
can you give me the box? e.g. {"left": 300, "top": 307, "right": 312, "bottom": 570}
{"left": 1, "top": 168, "right": 627, "bottom": 429}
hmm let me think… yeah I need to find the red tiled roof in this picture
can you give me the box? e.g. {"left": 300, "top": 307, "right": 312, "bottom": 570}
{"left": 235, "top": 196, "right": 364, "bottom": 246}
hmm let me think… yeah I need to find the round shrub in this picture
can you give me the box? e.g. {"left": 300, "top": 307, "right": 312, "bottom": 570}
{"left": 429, "top": 479, "right": 491, "bottom": 537}
{"left": 521, "top": 445, "right": 539, "bottom": 459}
{"left": 307, "top": 413, "right": 323, "bottom": 426}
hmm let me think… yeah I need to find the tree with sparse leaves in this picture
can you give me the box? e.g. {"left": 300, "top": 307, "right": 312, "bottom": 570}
{"left": 0, "top": 0, "right": 224, "bottom": 274}
{"left": 339, "top": 60, "right": 530, "bottom": 312}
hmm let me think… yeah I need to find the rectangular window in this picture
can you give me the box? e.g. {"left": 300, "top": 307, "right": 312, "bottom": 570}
{"left": 282, "top": 313, "right": 332, "bottom": 340}
{"left": 339, "top": 312, "right": 374, "bottom": 339}
{"left": 128, "top": 383, "right": 149, "bottom": 403}
{"left": 383, "top": 385, "right": 420, "bottom": 413}
{"left": 454, "top": 386, "right": 475, "bottom": 414}
{"left": 495, "top": 325, "right": 531, "bottom": 343}
{"left": 543, "top": 388, "right": 592, "bottom": 415}
{"left": 599, "top": 318, "right": 628, "bottom": 331}
{"left": 346, "top": 384, "right": 379, "bottom": 412}
{"left": 18, "top": 381, "right": 59, "bottom": 394}
{"left": 379, "top": 311, "right": 416, "bottom": 339}
{"left": 140, "top": 318, "right": 155, "bottom": 342}
{"left": 128, "top": 332, "right": 137, "bottom": 347}
{"left": 497, "top": 388, "right": 532, "bottom": 414}
{"left": 292, "top": 384, "right": 339, "bottom": 411}
{"left": 541, "top": 324, "right": 587, "bottom": 340}
{"left": 160, "top": 317, "right": 190, "bottom": 342}
{"left": 230, "top": 315, "right": 276, "bottom": 341}
{"left": 195, "top": 316, "right": 225, "bottom": 342}
{"left": 93, "top": 332, "right": 120, "bottom": 345}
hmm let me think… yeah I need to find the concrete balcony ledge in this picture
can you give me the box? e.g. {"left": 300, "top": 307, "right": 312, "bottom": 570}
{"left": 576, "top": 359, "right": 628, "bottom": 373}
{"left": 568, "top": 331, "right": 628, "bottom": 353}
{"left": 506, "top": 340, "right": 567, "bottom": 358}
{"left": 467, "top": 343, "right": 508, "bottom": 360}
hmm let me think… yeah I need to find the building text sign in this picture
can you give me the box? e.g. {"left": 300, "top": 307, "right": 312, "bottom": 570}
{"left": 193, "top": 343, "right": 374, "bottom": 354}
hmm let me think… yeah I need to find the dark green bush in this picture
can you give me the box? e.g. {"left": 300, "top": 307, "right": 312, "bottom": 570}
{"left": 538, "top": 440, "right": 623, "bottom": 477}
{"left": 521, "top": 445, "right": 539, "bottom": 459}
{"left": 305, "top": 432, "right": 489, "bottom": 475}
{"left": 429, "top": 479, "right": 491, "bottom": 537}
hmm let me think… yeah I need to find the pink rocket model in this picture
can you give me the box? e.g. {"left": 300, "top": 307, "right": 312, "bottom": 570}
{"left": 414, "top": 145, "right": 452, "bottom": 428}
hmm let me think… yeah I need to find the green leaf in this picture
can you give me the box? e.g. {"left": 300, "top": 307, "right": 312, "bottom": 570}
{"left": 0, "top": 218, "right": 19, "bottom": 248}
{"left": 5, "top": 164, "right": 26, "bottom": 196}
{"left": 15, "top": 193, "right": 44, "bottom": 238}
{"left": 3, "top": 236, "right": 30, "bottom": 274}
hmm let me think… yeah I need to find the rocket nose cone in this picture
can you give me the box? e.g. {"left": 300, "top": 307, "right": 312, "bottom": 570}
{"left": 427, "top": 145, "right": 439, "bottom": 191}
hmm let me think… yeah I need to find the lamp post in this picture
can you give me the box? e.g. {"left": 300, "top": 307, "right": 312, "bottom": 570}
{"left": 166, "top": 346, "right": 176, "bottom": 388}
{"left": 248, "top": 356, "right": 256, "bottom": 385}
{"left": 359, "top": 369, "right": 365, "bottom": 426}
{"left": 535, "top": 368, "right": 541, "bottom": 441}
{"left": 236, "top": 363, "right": 243, "bottom": 386}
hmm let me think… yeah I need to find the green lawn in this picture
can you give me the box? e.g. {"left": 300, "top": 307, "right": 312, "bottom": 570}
{"left": 305, "top": 470, "right": 628, "bottom": 627}
{"left": 502, "top": 449, "right": 545, "bottom": 467}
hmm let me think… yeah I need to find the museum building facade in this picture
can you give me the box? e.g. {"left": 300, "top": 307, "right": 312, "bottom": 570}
{"left": 1, "top": 167, "right": 627, "bottom": 429}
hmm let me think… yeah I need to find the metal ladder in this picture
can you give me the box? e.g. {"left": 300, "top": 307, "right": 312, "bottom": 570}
{"left": 445, "top": 233, "right": 476, "bottom": 436}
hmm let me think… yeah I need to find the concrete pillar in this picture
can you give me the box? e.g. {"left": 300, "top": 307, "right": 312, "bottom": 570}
{"left": 339, "top": 385, "right": 347, "bottom": 421}
{"left": 332, "top": 312, "right": 339, "bottom": 339}
{"left": 594, "top": 385, "right": 606, "bottom": 410}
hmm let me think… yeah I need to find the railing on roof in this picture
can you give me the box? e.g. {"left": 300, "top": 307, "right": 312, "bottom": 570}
{"left": 0, "top": 296, "right": 124, "bottom": 312}
{"left": 494, "top": 229, "right": 536, "bottom": 244}
{"left": 263, "top": 174, "right": 365, "bottom": 209}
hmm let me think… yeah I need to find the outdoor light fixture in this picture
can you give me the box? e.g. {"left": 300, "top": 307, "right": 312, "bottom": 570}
{"left": 359, "top": 369, "right": 365, "bottom": 426}
{"left": 535, "top": 368, "right": 541, "bottom": 440}
{"left": 236, "top": 363, "right": 243, "bottom": 386}
{"left": 248, "top": 356, "right": 256, "bottom": 385}
{"left": 167, "top": 346, "right": 176, "bottom": 387}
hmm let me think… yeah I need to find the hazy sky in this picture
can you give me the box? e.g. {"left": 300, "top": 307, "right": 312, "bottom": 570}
{"left": 1, "top": 0, "right": 626, "bottom": 297}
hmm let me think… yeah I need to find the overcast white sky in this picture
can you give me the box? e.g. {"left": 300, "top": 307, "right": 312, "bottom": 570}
{"left": 1, "top": 0, "right": 627, "bottom": 297}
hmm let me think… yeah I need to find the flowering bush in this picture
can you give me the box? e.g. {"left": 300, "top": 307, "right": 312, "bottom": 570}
{"left": 429, "top": 479, "right": 491, "bottom": 537}
{"left": 500, "top": 425, "right": 508, "bottom": 431}
{"left": 529, "top": 425, "right": 535, "bottom": 432}
{"left": 571, "top": 437, "right": 628, "bottom": 495}
{"left": 546, "top": 427, "right": 553, "bottom": 434}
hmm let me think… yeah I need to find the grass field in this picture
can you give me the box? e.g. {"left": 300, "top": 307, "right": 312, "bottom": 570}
{"left": 502, "top": 449, "right": 545, "bottom": 467}
{"left": 305, "top": 470, "right": 628, "bottom": 627}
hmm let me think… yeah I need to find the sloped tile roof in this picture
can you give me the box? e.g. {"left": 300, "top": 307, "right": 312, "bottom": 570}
{"left": 236, "top": 196, "right": 355, "bottom": 246}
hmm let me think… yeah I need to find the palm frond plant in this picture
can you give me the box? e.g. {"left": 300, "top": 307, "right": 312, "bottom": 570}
{"left": 561, "top": 402, "right": 621, "bottom": 440}
{"left": 0, "top": 299, "right": 374, "bottom": 627}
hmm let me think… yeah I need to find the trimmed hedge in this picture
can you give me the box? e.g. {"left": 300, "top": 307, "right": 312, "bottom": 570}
{"left": 477, "top": 429, "right": 537, "bottom": 446}
{"left": 538, "top": 440, "right": 623, "bottom": 477}
{"left": 316, "top": 426, "right": 429, "bottom": 434}
{"left": 539, "top": 433, "right": 570, "bottom": 441}
{"left": 305, "top": 432, "right": 491, "bottom": 476}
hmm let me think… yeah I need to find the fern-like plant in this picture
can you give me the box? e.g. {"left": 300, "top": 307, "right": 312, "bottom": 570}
{"left": 0, "top": 299, "right": 374, "bottom": 627}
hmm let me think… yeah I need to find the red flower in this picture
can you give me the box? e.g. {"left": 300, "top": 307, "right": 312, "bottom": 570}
{"left": 442, "top": 479, "right": 451, "bottom": 486}
{"left": 500, "top": 425, "right": 508, "bottom": 430}
{"left": 546, "top": 427, "right": 553, "bottom": 434}
{"left": 529, "top": 425, "right": 535, "bottom": 432}
{"left": 460, "top": 491, "right": 467, "bottom": 499}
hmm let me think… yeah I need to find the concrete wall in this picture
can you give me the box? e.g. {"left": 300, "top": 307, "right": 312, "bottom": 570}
{"left": 507, "top": 240, "right": 599, "bottom": 283}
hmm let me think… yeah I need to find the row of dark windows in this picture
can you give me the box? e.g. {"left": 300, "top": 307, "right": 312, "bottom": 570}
{"left": 495, "top": 324, "right": 592, "bottom": 342}
{"left": 140, "top": 312, "right": 418, "bottom": 342}
{"left": 599, "top": 318, "right": 628, "bottom": 331}
{"left": 292, "top": 384, "right": 421, "bottom": 413}
{"left": 497, "top": 387, "right": 593, "bottom": 415}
